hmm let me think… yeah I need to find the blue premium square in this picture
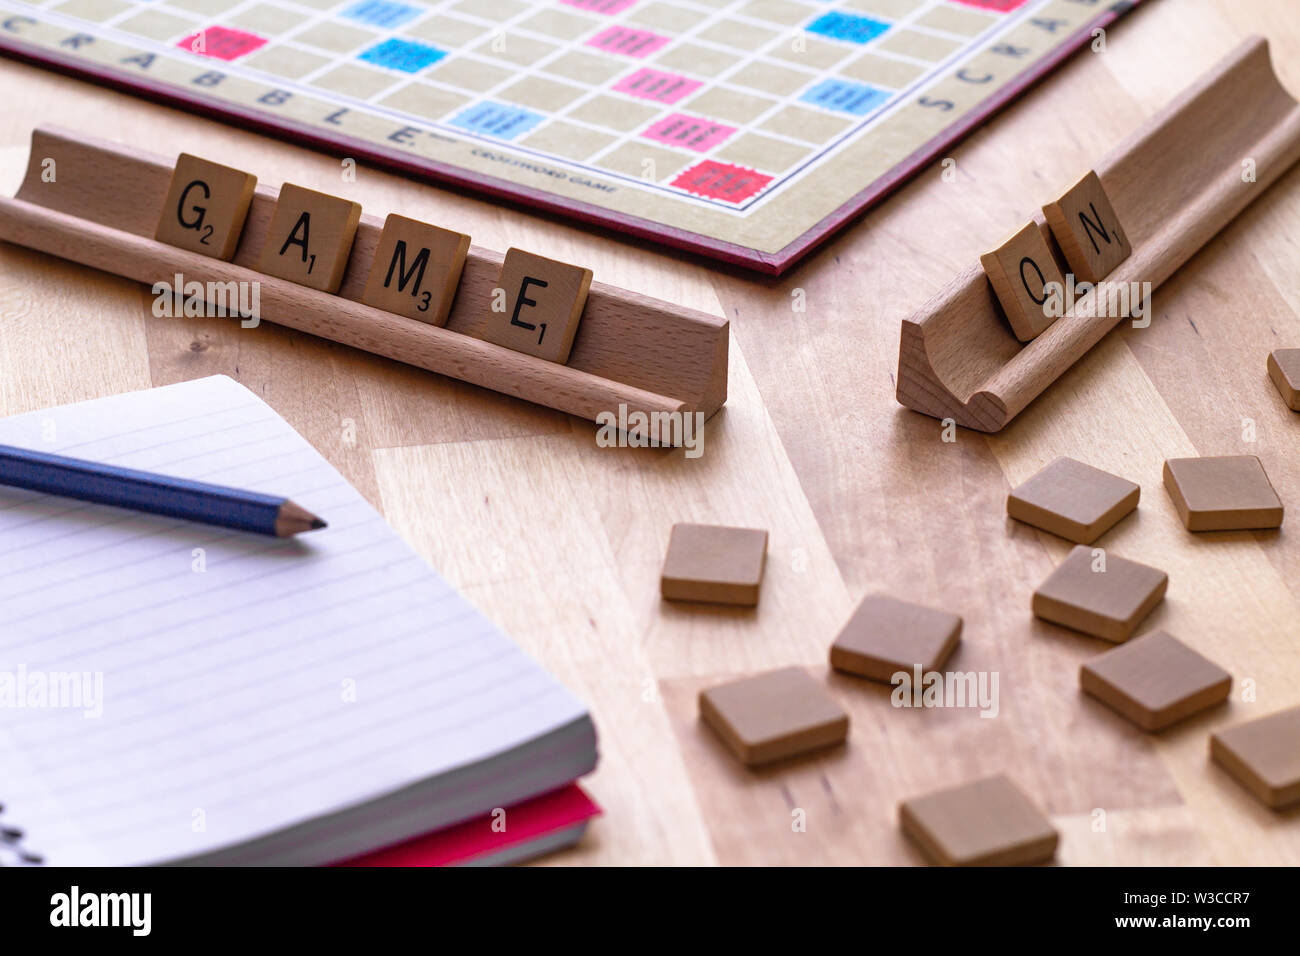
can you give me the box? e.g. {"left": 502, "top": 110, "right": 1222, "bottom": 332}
{"left": 359, "top": 37, "right": 446, "bottom": 73}
{"left": 342, "top": 0, "right": 422, "bottom": 29}
{"left": 805, "top": 11, "right": 890, "bottom": 45}
{"left": 449, "top": 102, "right": 545, "bottom": 140}
{"left": 801, "top": 78, "right": 891, "bottom": 116}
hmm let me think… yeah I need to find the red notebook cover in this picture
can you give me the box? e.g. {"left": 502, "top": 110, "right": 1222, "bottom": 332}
{"left": 338, "top": 785, "right": 600, "bottom": 867}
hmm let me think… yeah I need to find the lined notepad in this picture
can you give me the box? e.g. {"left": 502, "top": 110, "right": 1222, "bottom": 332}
{"left": 0, "top": 376, "right": 595, "bottom": 866}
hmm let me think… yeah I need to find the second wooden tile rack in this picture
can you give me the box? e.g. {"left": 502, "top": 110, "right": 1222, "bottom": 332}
{"left": 896, "top": 37, "right": 1300, "bottom": 432}
{"left": 0, "top": 126, "right": 729, "bottom": 434}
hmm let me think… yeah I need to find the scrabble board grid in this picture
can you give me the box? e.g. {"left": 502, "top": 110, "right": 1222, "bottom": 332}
{"left": 0, "top": 0, "right": 1139, "bottom": 272}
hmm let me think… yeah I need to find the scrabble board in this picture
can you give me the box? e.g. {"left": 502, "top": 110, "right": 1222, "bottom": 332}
{"left": 0, "top": 0, "right": 1138, "bottom": 273}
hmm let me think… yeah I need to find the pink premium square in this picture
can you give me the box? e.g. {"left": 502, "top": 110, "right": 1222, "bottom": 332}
{"left": 586, "top": 26, "right": 671, "bottom": 58}
{"left": 643, "top": 113, "right": 736, "bottom": 152}
{"left": 178, "top": 26, "right": 267, "bottom": 61}
{"left": 613, "top": 68, "right": 702, "bottom": 105}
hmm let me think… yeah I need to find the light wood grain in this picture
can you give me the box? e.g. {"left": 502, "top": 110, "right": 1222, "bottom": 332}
{"left": 1, "top": 0, "right": 1299, "bottom": 865}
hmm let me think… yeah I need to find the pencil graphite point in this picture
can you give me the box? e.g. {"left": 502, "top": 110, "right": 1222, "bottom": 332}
{"left": 276, "top": 500, "right": 327, "bottom": 537}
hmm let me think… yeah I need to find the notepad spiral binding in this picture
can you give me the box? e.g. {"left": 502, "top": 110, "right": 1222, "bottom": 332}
{"left": 0, "top": 805, "right": 44, "bottom": 865}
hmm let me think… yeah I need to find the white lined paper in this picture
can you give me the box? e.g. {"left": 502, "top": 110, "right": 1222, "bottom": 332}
{"left": 0, "top": 376, "right": 588, "bottom": 865}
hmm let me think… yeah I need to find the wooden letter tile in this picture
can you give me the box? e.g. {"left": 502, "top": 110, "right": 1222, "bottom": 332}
{"left": 154, "top": 153, "right": 257, "bottom": 261}
{"left": 661, "top": 523, "right": 767, "bottom": 606}
{"left": 979, "top": 221, "right": 1066, "bottom": 342}
{"left": 699, "top": 667, "right": 849, "bottom": 767}
{"left": 257, "top": 183, "right": 362, "bottom": 293}
{"left": 481, "top": 248, "right": 592, "bottom": 364}
{"left": 900, "top": 774, "right": 1058, "bottom": 866}
{"left": 1267, "top": 348, "right": 1300, "bottom": 411}
{"left": 1210, "top": 705, "right": 1300, "bottom": 809}
{"left": 1007, "top": 456, "right": 1140, "bottom": 544}
{"left": 1042, "top": 170, "right": 1130, "bottom": 283}
{"left": 1032, "top": 544, "right": 1167, "bottom": 642}
{"left": 829, "top": 593, "right": 961, "bottom": 682}
{"left": 361, "top": 213, "right": 470, "bottom": 327}
{"left": 1162, "top": 456, "right": 1283, "bottom": 531}
{"left": 1080, "top": 630, "right": 1230, "bottom": 732}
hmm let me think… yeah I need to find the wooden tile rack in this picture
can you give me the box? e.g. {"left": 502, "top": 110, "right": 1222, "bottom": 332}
{"left": 0, "top": 126, "right": 729, "bottom": 435}
{"left": 896, "top": 37, "right": 1300, "bottom": 432}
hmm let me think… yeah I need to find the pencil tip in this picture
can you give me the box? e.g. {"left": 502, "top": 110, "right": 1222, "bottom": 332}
{"left": 276, "top": 500, "right": 327, "bottom": 536}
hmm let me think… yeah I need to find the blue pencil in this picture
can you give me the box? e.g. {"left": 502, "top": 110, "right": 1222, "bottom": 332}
{"left": 0, "top": 443, "right": 326, "bottom": 537}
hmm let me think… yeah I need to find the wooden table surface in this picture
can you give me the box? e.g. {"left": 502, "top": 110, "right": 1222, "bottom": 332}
{"left": 2, "top": 0, "right": 1298, "bottom": 865}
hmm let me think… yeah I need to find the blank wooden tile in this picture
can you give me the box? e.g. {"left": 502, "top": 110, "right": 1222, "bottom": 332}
{"left": 154, "top": 153, "right": 257, "bottom": 261}
{"left": 699, "top": 666, "right": 849, "bottom": 767}
{"left": 979, "top": 221, "right": 1066, "bottom": 342}
{"left": 1032, "top": 544, "right": 1167, "bottom": 642}
{"left": 1080, "top": 630, "right": 1230, "bottom": 731}
{"left": 1163, "top": 456, "right": 1283, "bottom": 531}
{"left": 480, "top": 248, "right": 592, "bottom": 364}
{"left": 900, "top": 774, "right": 1058, "bottom": 866}
{"left": 1267, "top": 348, "right": 1300, "bottom": 411}
{"left": 257, "top": 183, "right": 362, "bottom": 293}
{"left": 1007, "top": 456, "right": 1140, "bottom": 544}
{"left": 1211, "top": 705, "right": 1300, "bottom": 809}
{"left": 661, "top": 523, "right": 767, "bottom": 606}
{"left": 829, "top": 593, "right": 961, "bottom": 682}
{"left": 361, "top": 213, "right": 470, "bottom": 327}
{"left": 1042, "top": 170, "right": 1131, "bottom": 283}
